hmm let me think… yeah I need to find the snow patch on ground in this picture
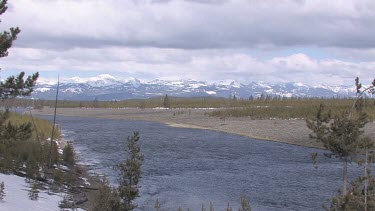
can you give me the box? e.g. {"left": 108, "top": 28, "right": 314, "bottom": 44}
{"left": 0, "top": 173, "right": 85, "bottom": 211}
{"left": 0, "top": 174, "right": 62, "bottom": 211}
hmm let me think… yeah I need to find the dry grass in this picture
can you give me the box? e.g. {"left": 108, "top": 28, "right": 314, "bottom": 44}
{"left": 6, "top": 112, "right": 61, "bottom": 141}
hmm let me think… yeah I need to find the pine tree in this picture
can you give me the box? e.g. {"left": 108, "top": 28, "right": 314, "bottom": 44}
{"left": 154, "top": 198, "right": 161, "bottom": 211}
{"left": 238, "top": 196, "right": 251, "bottom": 211}
{"left": 117, "top": 131, "right": 144, "bottom": 211}
{"left": 163, "top": 94, "right": 171, "bottom": 108}
{"left": 307, "top": 103, "right": 369, "bottom": 195}
{"left": 306, "top": 77, "right": 375, "bottom": 196}
{"left": 0, "top": 0, "right": 39, "bottom": 100}
{"left": 93, "top": 179, "right": 120, "bottom": 211}
{"left": 28, "top": 182, "right": 39, "bottom": 201}
{"left": 0, "top": 181, "right": 5, "bottom": 200}
{"left": 62, "top": 143, "right": 75, "bottom": 166}
{"left": 324, "top": 175, "right": 375, "bottom": 211}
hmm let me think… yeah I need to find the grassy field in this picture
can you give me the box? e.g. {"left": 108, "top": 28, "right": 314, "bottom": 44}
{"left": 208, "top": 98, "right": 375, "bottom": 120}
{"left": 6, "top": 111, "right": 61, "bottom": 141}
{"left": 8, "top": 97, "right": 375, "bottom": 120}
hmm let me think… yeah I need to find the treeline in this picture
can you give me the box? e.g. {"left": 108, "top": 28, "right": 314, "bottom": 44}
{"left": 3, "top": 95, "right": 375, "bottom": 109}
{"left": 4, "top": 96, "right": 374, "bottom": 120}
{"left": 208, "top": 98, "right": 375, "bottom": 120}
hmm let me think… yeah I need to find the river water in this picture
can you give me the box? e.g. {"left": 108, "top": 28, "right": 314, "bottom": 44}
{"left": 39, "top": 115, "right": 362, "bottom": 211}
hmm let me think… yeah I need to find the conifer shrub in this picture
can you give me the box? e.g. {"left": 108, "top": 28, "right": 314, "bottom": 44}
{"left": 117, "top": 131, "right": 144, "bottom": 210}
{"left": 62, "top": 143, "right": 75, "bottom": 166}
{"left": 92, "top": 179, "right": 120, "bottom": 211}
{"left": 28, "top": 182, "right": 39, "bottom": 201}
{"left": 324, "top": 176, "right": 375, "bottom": 211}
{"left": 0, "top": 111, "right": 61, "bottom": 178}
{"left": 0, "top": 181, "right": 5, "bottom": 200}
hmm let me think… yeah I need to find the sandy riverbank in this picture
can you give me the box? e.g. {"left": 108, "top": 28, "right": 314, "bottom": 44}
{"left": 32, "top": 107, "right": 375, "bottom": 149}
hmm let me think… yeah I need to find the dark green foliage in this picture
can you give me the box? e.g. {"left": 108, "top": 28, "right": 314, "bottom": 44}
{"left": 154, "top": 198, "right": 161, "bottom": 211}
{"left": 163, "top": 94, "right": 171, "bottom": 108}
{"left": 178, "top": 198, "right": 251, "bottom": 211}
{"left": 117, "top": 131, "right": 144, "bottom": 211}
{"left": 92, "top": 132, "right": 144, "bottom": 211}
{"left": 0, "top": 111, "right": 32, "bottom": 142}
{"left": 324, "top": 176, "right": 375, "bottom": 211}
{"left": 28, "top": 182, "right": 39, "bottom": 201}
{"left": 308, "top": 78, "right": 375, "bottom": 204}
{"left": 93, "top": 179, "right": 120, "bottom": 211}
{"left": 25, "top": 156, "right": 40, "bottom": 180}
{"left": 225, "top": 203, "right": 232, "bottom": 211}
{"left": 59, "top": 195, "right": 73, "bottom": 209}
{"left": 93, "top": 97, "right": 99, "bottom": 108}
{"left": 62, "top": 143, "right": 75, "bottom": 166}
{"left": 51, "top": 168, "right": 77, "bottom": 186}
{"left": 238, "top": 196, "right": 252, "bottom": 211}
{"left": 19, "top": 97, "right": 375, "bottom": 120}
{"left": 0, "top": 0, "right": 20, "bottom": 58}
{"left": 306, "top": 104, "right": 369, "bottom": 160}
{"left": 306, "top": 102, "right": 370, "bottom": 195}
{"left": 0, "top": 72, "right": 39, "bottom": 99}
{"left": 52, "top": 170, "right": 64, "bottom": 184}
{"left": 50, "top": 142, "right": 60, "bottom": 167}
{"left": 0, "top": 0, "right": 39, "bottom": 100}
{"left": 0, "top": 111, "right": 60, "bottom": 177}
{"left": 0, "top": 181, "right": 5, "bottom": 200}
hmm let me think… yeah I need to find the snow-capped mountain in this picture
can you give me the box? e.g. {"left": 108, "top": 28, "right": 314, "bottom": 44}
{"left": 31, "top": 75, "right": 361, "bottom": 101}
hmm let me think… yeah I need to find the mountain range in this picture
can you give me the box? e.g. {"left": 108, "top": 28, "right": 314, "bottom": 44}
{"left": 31, "top": 74, "right": 360, "bottom": 101}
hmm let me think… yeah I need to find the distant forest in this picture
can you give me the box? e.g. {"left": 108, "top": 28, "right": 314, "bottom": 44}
{"left": 3, "top": 96, "right": 375, "bottom": 120}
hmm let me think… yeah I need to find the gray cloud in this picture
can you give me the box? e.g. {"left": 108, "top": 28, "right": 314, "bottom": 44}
{"left": 0, "top": 0, "right": 374, "bottom": 86}
{"left": 2, "top": 0, "right": 375, "bottom": 50}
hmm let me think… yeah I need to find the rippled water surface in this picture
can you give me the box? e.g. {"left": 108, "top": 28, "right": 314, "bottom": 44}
{"left": 39, "top": 115, "right": 362, "bottom": 211}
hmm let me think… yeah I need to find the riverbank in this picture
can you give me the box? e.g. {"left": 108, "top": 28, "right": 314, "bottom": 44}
{"left": 31, "top": 107, "right": 374, "bottom": 149}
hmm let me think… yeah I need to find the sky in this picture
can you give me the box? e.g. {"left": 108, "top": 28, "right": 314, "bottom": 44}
{"left": 0, "top": 0, "right": 374, "bottom": 86}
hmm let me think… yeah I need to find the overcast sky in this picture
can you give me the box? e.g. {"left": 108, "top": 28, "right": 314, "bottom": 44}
{"left": 0, "top": 0, "right": 374, "bottom": 85}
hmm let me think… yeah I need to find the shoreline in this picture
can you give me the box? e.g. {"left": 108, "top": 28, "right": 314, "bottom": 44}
{"left": 163, "top": 121, "right": 321, "bottom": 149}
{"left": 32, "top": 107, "right": 328, "bottom": 148}
{"left": 31, "top": 107, "right": 375, "bottom": 149}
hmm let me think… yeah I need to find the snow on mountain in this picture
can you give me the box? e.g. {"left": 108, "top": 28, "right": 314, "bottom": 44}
{"left": 315, "top": 84, "right": 355, "bottom": 94}
{"left": 31, "top": 74, "right": 365, "bottom": 101}
{"left": 124, "top": 77, "right": 142, "bottom": 88}
{"left": 206, "top": 91, "right": 217, "bottom": 95}
{"left": 85, "top": 74, "right": 123, "bottom": 87}
{"left": 214, "top": 80, "right": 233, "bottom": 86}
{"left": 230, "top": 81, "right": 241, "bottom": 88}
{"left": 256, "top": 81, "right": 273, "bottom": 89}
{"left": 35, "top": 87, "right": 51, "bottom": 93}
{"left": 293, "top": 82, "right": 309, "bottom": 88}
{"left": 67, "top": 76, "right": 88, "bottom": 84}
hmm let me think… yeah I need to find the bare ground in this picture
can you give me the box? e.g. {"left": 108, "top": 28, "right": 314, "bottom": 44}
{"left": 32, "top": 107, "right": 375, "bottom": 149}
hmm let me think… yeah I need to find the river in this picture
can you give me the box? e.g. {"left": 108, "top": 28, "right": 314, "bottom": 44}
{"left": 39, "top": 115, "right": 362, "bottom": 211}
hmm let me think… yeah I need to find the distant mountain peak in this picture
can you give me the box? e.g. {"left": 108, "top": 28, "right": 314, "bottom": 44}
{"left": 67, "top": 76, "right": 87, "bottom": 83}
{"left": 31, "top": 74, "right": 364, "bottom": 101}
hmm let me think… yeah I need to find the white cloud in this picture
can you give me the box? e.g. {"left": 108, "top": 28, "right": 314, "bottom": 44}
{"left": 2, "top": 46, "right": 373, "bottom": 86}
{"left": 0, "top": 0, "right": 374, "bottom": 86}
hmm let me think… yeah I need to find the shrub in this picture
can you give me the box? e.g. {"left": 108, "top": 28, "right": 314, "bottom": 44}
{"left": 62, "top": 143, "right": 75, "bottom": 166}
{"left": 92, "top": 179, "right": 120, "bottom": 211}
{"left": 0, "top": 181, "right": 5, "bottom": 200}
